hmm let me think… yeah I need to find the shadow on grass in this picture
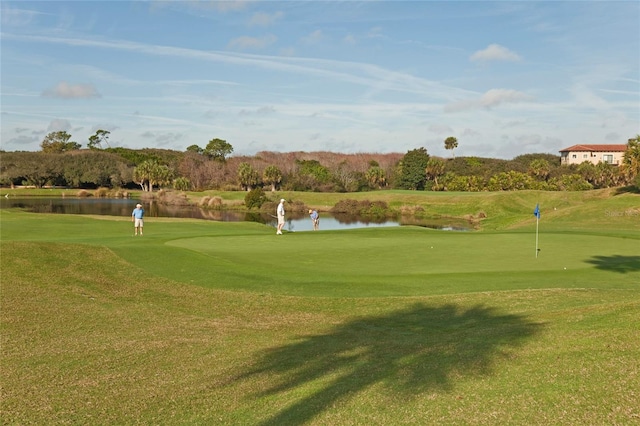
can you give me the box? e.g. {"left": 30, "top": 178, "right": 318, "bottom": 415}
{"left": 237, "top": 303, "right": 542, "bottom": 425}
{"left": 585, "top": 255, "right": 640, "bottom": 273}
{"left": 613, "top": 185, "right": 640, "bottom": 195}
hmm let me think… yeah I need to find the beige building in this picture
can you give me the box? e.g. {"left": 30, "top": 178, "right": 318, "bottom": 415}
{"left": 559, "top": 144, "right": 628, "bottom": 166}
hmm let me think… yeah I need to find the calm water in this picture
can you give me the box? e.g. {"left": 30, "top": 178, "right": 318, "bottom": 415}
{"left": 0, "top": 197, "right": 471, "bottom": 232}
{"left": 0, "top": 197, "right": 403, "bottom": 232}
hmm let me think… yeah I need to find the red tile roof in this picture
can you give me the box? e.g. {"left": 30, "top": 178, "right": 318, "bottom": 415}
{"left": 559, "top": 144, "right": 628, "bottom": 152}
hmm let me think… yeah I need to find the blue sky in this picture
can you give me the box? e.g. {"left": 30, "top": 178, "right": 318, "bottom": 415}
{"left": 1, "top": 1, "right": 638, "bottom": 159}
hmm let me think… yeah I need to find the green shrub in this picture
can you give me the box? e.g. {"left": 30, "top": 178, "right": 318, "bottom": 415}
{"left": 244, "top": 188, "right": 267, "bottom": 209}
{"left": 332, "top": 199, "right": 360, "bottom": 215}
{"left": 173, "top": 177, "right": 191, "bottom": 191}
{"left": 363, "top": 200, "right": 389, "bottom": 219}
{"left": 332, "top": 199, "right": 391, "bottom": 218}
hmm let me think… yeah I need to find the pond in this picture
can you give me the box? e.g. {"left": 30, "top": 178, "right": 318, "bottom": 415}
{"left": 0, "top": 197, "right": 471, "bottom": 232}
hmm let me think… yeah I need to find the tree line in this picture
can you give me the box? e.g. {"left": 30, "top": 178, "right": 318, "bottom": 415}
{"left": 1, "top": 130, "right": 639, "bottom": 192}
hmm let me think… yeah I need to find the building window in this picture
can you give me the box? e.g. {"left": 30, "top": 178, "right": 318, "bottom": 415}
{"left": 603, "top": 154, "right": 613, "bottom": 164}
{"left": 583, "top": 154, "right": 588, "bottom": 158}
{"left": 572, "top": 154, "right": 577, "bottom": 159}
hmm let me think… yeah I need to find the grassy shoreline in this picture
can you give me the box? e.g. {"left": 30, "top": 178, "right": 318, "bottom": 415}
{"left": 2, "top": 187, "right": 639, "bottom": 232}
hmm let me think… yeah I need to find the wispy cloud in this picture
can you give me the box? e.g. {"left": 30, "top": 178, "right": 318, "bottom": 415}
{"left": 157, "top": 132, "right": 183, "bottom": 144}
{"left": 0, "top": 5, "right": 49, "bottom": 27}
{"left": 201, "top": 0, "right": 249, "bottom": 13}
{"left": 428, "top": 124, "right": 454, "bottom": 134}
{"left": 3, "top": 134, "right": 40, "bottom": 148}
{"left": 151, "top": 0, "right": 249, "bottom": 14}
{"left": 367, "top": 27, "right": 385, "bottom": 39}
{"left": 444, "top": 89, "right": 533, "bottom": 112}
{"left": 42, "top": 82, "right": 101, "bottom": 99}
{"left": 279, "top": 47, "right": 295, "bottom": 56}
{"left": 343, "top": 34, "right": 357, "bottom": 45}
{"left": 238, "top": 106, "right": 276, "bottom": 116}
{"left": 248, "top": 11, "right": 283, "bottom": 27}
{"left": 3, "top": 0, "right": 635, "bottom": 157}
{"left": 470, "top": 44, "right": 522, "bottom": 62}
{"left": 2, "top": 33, "right": 469, "bottom": 102}
{"left": 228, "top": 34, "right": 277, "bottom": 50}
{"left": 47, "top": 118, "right": 72, "bottom": 131}
{"left": 598, "top": 88, "right": 640, "bottom": 96}
{"left": 301, "top": 30, "right": 325, "bottom": 45}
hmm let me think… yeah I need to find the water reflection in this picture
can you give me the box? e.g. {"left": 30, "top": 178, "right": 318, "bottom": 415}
{"left": 0, "top": 197, "right": 470, "bottom": 231}
{"left": 281, "top": 215, "right": 399, "bottom": 232}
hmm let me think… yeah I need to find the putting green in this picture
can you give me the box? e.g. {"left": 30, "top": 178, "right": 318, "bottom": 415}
{"left": 2, "top": 211, "right": 637, "bottom": 297}
{"left": 150, "top": 227, "right": 639, "bottom": 297}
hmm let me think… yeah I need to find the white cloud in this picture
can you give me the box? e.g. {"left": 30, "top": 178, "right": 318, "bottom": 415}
{"left": 90, "top": 124, "right": 119, "bottom": 134}
{"left": 155, "top": 132, "right": 184, "bottom": 146}
{"left": 279, "top": 47, "right": 295, "bottom": 56}
{"left": 0, "top": 6, "right": 47, "bottom": 27}
{"left": 462, "top": 128, "right": 480, "bottom": 137}
{"left": 470, "top": 44, "right": 522, "bottom": 62}
{"left": 605, "top": 132, "right": 620, "bottom": 141}
{"left": 42, "top": 82, "right": 101, "bottom": 99}
{"left": 228, "top": 34, "right": 277, "bottom": 50}
{"left": 569, "top": 83, "right": 609, "bottom": 110}
{"left": 428, "top": 124, "right": 454, "bottom": 134}
{"left": 208, "top": 0, "right": 249, "bottom": 13}
{"left": 151, "top": 0, "right": 249, "bottom": 13}
{"left": 3, "top": 1, "right": 637, "bottom": 159}
{"left": 481, "top": 89, "right": 532, "bottom": 107}
{"left": 238, "top": 106, "right": 276, "bottom": 116}
{"left": 444, "top": 89, "right": 533, "bottom": 112}
{"left": 3, "top": 33, "right": 466, "bottom": 102}
{"left": 248, "top": 11, "right": 283, "bottom": 27}
{"left": 367, "top": 27, "right": 385, "bottom": 39}
{"left": 47, "top": 119, "right": 72, "bottom": 132}
{"left": 337, "top": 27, "right": 386, "bottom": 47}
{"left": 301, "top": 30, "right": 325, "bottom": 45}
{"left": 2, "top": 134, "right": 40, "bottom": 149}
{"left": 343, "top": 34, "right": 357, "bottom": 45}
{"left": 515, "top": 133, "right": 542, "bottom": 147}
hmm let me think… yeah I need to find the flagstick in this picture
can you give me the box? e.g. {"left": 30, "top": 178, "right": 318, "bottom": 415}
{"left": 535, "top": 215, "right": 539, "bottom": 258}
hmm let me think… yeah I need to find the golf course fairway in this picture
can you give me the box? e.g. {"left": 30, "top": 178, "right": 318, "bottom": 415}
{"left": 1, "top": 193, "right": 638, "bottom": 425}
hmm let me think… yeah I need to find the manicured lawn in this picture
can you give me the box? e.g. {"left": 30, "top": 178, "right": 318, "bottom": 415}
{"left": 1, "top": 191, "right": 639, "bottom": 425}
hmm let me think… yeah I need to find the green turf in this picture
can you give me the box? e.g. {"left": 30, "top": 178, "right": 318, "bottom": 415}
{"left": 2, "top": 206, "right": 637, "bottom": 297}
{"left": 1, "top": 190, "right": 639, "bottom": 425}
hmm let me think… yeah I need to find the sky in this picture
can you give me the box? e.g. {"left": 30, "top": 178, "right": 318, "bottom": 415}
{"left": 1, "top": 1, "right": 639, "bottom": 159}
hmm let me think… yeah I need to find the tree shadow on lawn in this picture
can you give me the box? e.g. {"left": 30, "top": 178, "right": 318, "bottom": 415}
{"left": 585, "top": 255, "right": 640, "bottom": 273}
{"left": 613, "top": 185, "right": 640, "bottom": 195}
{"left": 235, "top": 303, "right": 542, "bottom": 425}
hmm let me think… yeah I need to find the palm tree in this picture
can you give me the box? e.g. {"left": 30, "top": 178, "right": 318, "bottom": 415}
{"left": 238, "top": 162, "right": 260, "bottom": 191}
{"left": 425, "top": 157, "right": 445, "bottom": 189}
{"left": 155, "top": 164, "right": 174, "bottom": 190}
{"left": 133, "top": 160, "right": 154, "bottom": 191}
{"left": 444, "top": 136, "right": 458, "bottom": 158}
{"left": 134, "top": 160, "right": 173, "bottom": 191}
{"left": 365, "top": 166, "right": 386, "bottom": 189}
{"left": 263, "top": 165, "right": 282, "bottom": 192}
{"left": 622, "top": 135, "right": 640, "bottom": 187}
{"left": 528, "top": 159, "right": 551, "bottom": 181}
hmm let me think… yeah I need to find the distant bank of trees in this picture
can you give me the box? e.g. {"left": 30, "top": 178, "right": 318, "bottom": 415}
{"left": 1, "top": 132, "right": 638, "bottom": 192}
